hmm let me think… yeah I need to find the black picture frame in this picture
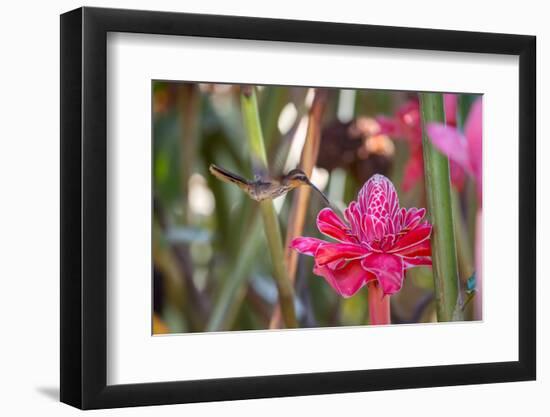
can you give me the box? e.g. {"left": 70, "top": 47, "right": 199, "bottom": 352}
{"left": 60, "top": 6, "right": 536, "bottom": 410}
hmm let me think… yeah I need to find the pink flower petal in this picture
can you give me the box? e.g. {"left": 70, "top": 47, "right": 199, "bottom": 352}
{"left": 359, "top": 173, "right": 400, "bottom": 220}
{"left": 401, "top": 151, "right": 424, "bottom": 192}
{"left": 360, "top": 214, "right": 378, "bottom": 243}
{"left": 344, "top": 201, "right": 363, "bottom": 238}
{"left": 396, "top": 100, "right": 423, "bottom": 144}
{"left": 402, "top": 256, "right": 432, "bottom": 268}
{"left": 313, "top": 260, "right": 374, "bottom": 298}
{"left": 391, "top": 222, "right": 432, "bottom": 253}
{"left": 361, "top": 253, "right": 404, "bottom": 295}
{"left": 373, "top": 219, "right": 386, "bottom": 241}
{"left": 427, "top": 123, "right": 472, "bottom": 173}
{"left": 316, "top": 208, "right": 351, "bottom": 242}
{"left": 290, "top": 237, "right": 325, "bottom": 256}
{"left": 401, "top": 207, "right": 426, "bottom": 231}
{"left": 444, "top": 93, "right": 458, "bottom": 126}
{"left": 376, "top": 116, "right": 401, "bottom": 137}
{"left": 315, "top": 243, "right": 369, "bottom": 266}
{"left": 465, "top": 98, "right": 483, "bottom": 199}
{"left": 449, "top": 160, "right": 466, "bottom": 191}
{"left": 396, "top": 237, "right": 431, "bottom": 258}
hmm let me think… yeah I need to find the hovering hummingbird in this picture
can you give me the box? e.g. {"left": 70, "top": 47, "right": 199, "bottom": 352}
{"left": 209, "top": 164, "right": 331, "bottom": 206}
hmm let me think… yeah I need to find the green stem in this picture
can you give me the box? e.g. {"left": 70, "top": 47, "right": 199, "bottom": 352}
{"left": 240, "top": 87, "right": 298, "bottom": 328}
{"left": 473, "top": 210, "right": 483, "bottom": 320}
{"left": 451, "top": 189, "right": 474, "bottom": 284}
{"left": 465, "top": 179, "right": 478, "bottom": 247}
{"left": 457, "top": 94, "right": 469, "bottom": 131}
{"left": 419, "top": 93, "right": 462, "bottom": 322}
{"left": 260, "top": 86, "right": 288, "bottom": 149}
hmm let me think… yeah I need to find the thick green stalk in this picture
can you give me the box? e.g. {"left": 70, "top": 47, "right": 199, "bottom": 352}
{"left": 240, "top": 87, "right": 298, "bottom": 328}
{"left": 260, "top": 86, "right": 288, "bottom": 148}
{"left": 451, "top": 189, "right": 474, "bottom": 284}
{"left": 419, "top": 93, "right": 462, "bottom": 322}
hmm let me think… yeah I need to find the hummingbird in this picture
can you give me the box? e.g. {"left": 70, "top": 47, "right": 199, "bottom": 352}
{"left": 209, "top": 164, "right": 331, "bottom": 206}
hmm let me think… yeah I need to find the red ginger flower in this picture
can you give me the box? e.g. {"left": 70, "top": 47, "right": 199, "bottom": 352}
{"left": 376, "top": 95, "right": 465, "bottom": 192}
{"left": 291, "top": 174, "right": 432, "bottom": 297}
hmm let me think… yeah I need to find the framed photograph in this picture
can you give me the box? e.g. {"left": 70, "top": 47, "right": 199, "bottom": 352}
{"left": 60, "top": 6, "right": 536, "bottom": 409}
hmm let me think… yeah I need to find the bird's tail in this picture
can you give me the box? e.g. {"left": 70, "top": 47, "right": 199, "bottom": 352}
{"left": 209, "top": 164, "right": 251, "bottom": 189}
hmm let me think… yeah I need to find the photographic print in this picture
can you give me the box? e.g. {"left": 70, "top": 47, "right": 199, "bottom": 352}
{"left": 60, "top": 8, "right": 535, "bottom": 408}
{"left": 152, "top": 82, "right": 482, "bottom": 334}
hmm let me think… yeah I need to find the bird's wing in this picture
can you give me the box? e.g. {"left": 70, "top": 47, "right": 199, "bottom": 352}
{"left": 248, "top": 154, "right": 271, "bottom": 182}
{"left": 209, "top": 164, "right": 252, "bottom": 191}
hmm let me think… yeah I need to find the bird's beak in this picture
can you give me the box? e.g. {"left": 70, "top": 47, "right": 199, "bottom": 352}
{"left": 303, "top": 178, "right": 331, "bottom": 206}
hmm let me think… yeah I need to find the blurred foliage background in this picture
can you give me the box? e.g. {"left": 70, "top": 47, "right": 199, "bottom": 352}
{"left": 152, "top": 82, "right": 479, "bottom": 334}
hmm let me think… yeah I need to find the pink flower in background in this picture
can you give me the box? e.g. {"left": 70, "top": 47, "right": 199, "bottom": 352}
{"left": 376, "top": 100, "right": 424, "bottom": 192}
{"left": 444, "top": 93, "right": 458, "bottom": 127}
{"left": 290, "top": 174, "right": 432, "bottom": 297}
{"left": 377, "top": 94, "right": 465, "bottom": 191}
{"left": 427, "top": 97, "right": 482, "bottom": 201}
